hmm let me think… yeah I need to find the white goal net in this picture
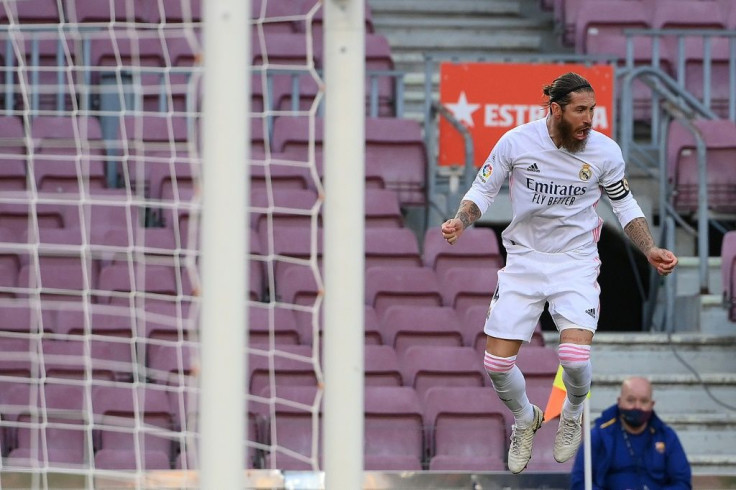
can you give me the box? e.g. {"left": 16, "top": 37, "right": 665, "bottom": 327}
{"left": 0, "top": 0, "right": 330, "bottom": 487}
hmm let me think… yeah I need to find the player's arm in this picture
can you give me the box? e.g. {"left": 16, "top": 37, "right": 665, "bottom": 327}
{"left": 442, "top": 199, "right": 481, "bottom": 245}
{"left": 605, "top": 178, "right": 678, "bottom": 276}
{"left": 623, "top": 217, "right": 678, "bottom": 276}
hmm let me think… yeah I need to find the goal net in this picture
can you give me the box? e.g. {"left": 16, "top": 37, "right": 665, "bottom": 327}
{"left": 0, "top": 0, "right": 327, "bottom": 486}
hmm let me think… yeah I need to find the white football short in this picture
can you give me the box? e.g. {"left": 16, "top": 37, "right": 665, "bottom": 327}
{"left": 483, "top": 246, "right": 601, "bottom": 342}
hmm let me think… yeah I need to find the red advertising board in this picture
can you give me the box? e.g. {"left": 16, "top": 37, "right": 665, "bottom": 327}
{"left": 439, "top": 63, "right": 615, "bottom": 167}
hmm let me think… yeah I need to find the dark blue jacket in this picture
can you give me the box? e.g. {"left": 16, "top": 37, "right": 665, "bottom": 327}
{"left": 571, "top": 404, "right": 692, "bottom": 490}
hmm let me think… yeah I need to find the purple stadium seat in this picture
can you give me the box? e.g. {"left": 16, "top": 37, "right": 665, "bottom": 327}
{"left": 95, "top": 262, "right": 192, "bottom": 307}
{"left": 146, "top": 342, "right": 196, "bottom": 385}
{"left": 64, "top": 0, "right": 149, "bottom": 23}
{"left": 439, "top": 266, "right": 498, "bottom": 316}
{"left": 251, "top": 32, "right": 315, "bottom": 68}
{"left": 0, "top": 304, "right": 36, "bottom": 334}
{"left": 365, "top": 344, "right": 403, "bottom": 387}
{"left": 364, "top": 117, "right": 426, "bottom": 206}
{"left": 251, "top": 0, "right": 302, "bottom": 35}
{"left": 423, "top": 386, "right": 509, "bottom": 471}
{"left": 364, "top": 386, "right": 424, "bottom": 470}
{"left": 574, "top": 0, "right": 652, "bottom": 54}
{"left": 248, "top": 302, "right": 303, "bottom": 346}
{"left": 273, "top": 261, "right": 321, "bottom": 306}
{"left": 28, "top": 116, "right": 106, "bottom": 193}
{"left": 721, "top": 231, "right": 736, "bottom": 321}
{"left": 365, "top": 266, "right": 443, "bottom": 319}
{"left": 681, "top": 37, "right": 732, "bottom": 117}
{"left": 17, "top": 257, "right": 95, "bottom": 304}
{"left": 91, "top": 385, "right": 175, "bottom": 464}
{"left": 250, "top": 188, "right": 321, "bottom": 236}
{"left": 41, "top": 338, "right": 131, "bottom": 381}
{"left": 666, "top": 119, "right": 736, "bottom": 214}
{"left": 422, "top": 226, "right": 503, "bottom": 279}
{"left": 7, "top": 415, "right": 88, "bottom": 468}
{"left": 380, "top": 305, "right": 464, "bottom": 355}
{"left": 4, "top": 384, "right": 89, "bottom": 467}
{"left": 398, "top": 346, "right": 485, "bottom": 399}
{"left": 0, "top": 0, "right": 61, "bottom": 24}
{"left": 94, "top": 449, "right": 172, "bottom": 470}
{"left": 149, "top": 0, "right": 202, "bottom": 23}
{"left": 271, "top": 116, "right": 419, "bottom": 196}
{"left": 250, "top": 150, "right": 313, "bottom": 192}
{"left": 255, "top": 385, "right": 322, "bottom": 470}
{"left": 365, "top": 189, "right": 403, "bottom": 228}
{"left": 248, "top": 345, "right": 318, "bottom": 396}
{"left": 0, "top": 202, "right": 70, "bottom": 237}
{"left": 140, "top": 300, "right": 194, "bottom": 341}
{"left": 364, "top": 228, "right": 422, "bottom": 270}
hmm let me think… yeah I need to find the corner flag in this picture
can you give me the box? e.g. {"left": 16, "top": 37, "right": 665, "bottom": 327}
{"left": 543, "top": 364, "right": 592, "bottom": 422}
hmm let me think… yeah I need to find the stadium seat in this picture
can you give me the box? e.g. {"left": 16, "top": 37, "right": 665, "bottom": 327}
{"left": 63, "top": 0, "right": 149, "bottom": 23}
{"left": 422, "top": 226, "right": 503, "bottom": 280}
{"left": 273, "top": 261, "right": 321, "bottom": 306}
{"left": 255, "top": 385, "right": 322, "bottom": 470}
{"left": 146, "top": 342, "right": 196, "bottom": 385}
{"left": 0, "top": 0, "right": 62, "bottom": 24}
{"left": 666, "top": 119, "right": 736, "bottom": 214}
{"left": 251, "top": 32, "right": 314, "bottom": 68}
{"left": 250, "top": 150, "right": 314, "bottom": 192}
{"left": 250, "top": 188, "right": 321, "bottom": 236}
{"left": 7, "top": 414, "right": 88, "bottom": 468}
{"left": 248, "top": 345, "right": 318, "bottom": 396}
{"left": 251, "top": 0, "right": 303, "bottom": 35}
{"left": 365, "top": 344, "right": 403, "bottom": 387}
{"left": 423, "top": 386, "right": 508, "bottom": 471}
{"left": 574, "top": 0, "right": 652, "bottom": 54}
{"left": 248, "top": 302, "right": 303, "bottom": 346}
{"left": 41, "top": 338, "right": 131, "bottom": 381}
{"left": 148, "top": 0, "right": 202, "bottom": 23}
{"left": 439, "top": 266, "right": 498, "bottom": 316}
{"left": 365, "top": 266, "right": 443, "bottom": 319}
{"left": 364, "top": 227, "right": 422, "bottom": 270}
{"left": 364, "top": 386, "right": 424, "bottom": 470}
{"left": 364, "top": 189, "right": 404, "bottom": 228}
{"left": 380, "top": 305, "right": 465, "bottom": 355}
{"left": 399, "top": 345, "right": 486, "bottom": 399}
{"left": 91, "top": 385, "right": 176, "bottom": 467}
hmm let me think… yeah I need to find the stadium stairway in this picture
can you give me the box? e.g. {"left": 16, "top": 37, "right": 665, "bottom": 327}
{"left": 544, "top": 332, "right": 736, "bottom": 475}
{"left": 367, "top": 0, "right": 566, "bottom": 120}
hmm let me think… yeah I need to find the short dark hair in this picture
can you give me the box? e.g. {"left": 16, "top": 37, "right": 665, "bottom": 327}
{"left": 543, "top": 72, "right": 594, "bottom": 108}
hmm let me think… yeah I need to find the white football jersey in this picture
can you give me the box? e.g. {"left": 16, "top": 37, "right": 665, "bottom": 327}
{"left": 463, "top": 117, "right": 644, "bottom": 254}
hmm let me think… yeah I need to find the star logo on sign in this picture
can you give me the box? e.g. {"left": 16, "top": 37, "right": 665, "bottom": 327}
{"left": 445, "top": 91, "right": 480, "bottom": 128}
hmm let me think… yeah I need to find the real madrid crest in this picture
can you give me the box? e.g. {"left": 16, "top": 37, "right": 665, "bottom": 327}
{"left": 579, "top": 163, "right": 592, "bottom": 181}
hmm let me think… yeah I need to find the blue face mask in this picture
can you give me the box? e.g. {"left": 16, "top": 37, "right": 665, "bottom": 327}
{"left": 620, "top": 408, "right": 652, "bottom": 428}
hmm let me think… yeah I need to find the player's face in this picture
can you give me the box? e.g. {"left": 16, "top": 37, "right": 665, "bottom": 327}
{"left": 557, "top": 91, "right": 595, "bottom": 153}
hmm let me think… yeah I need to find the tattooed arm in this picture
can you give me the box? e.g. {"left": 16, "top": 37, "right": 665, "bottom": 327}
{"left": 624, "top": 217, "right": 679, "bottom": 275}
{"left": 441, "top": 200, "right": 482, "bottom": 245}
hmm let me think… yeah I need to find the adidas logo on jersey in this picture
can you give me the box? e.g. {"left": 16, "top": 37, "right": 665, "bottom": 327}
{"left": 585, "top": 308, "right": 596, "bottom": 318}
{"left": 526, "top": 163, "right": 540, "bottom": 173}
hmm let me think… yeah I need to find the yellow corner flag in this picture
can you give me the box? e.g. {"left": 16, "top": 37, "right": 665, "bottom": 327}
{"left": 543, "top": 364, "right": 591, "bottom": 422}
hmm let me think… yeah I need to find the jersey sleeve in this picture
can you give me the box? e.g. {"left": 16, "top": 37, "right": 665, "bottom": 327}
{"left": 599, "top": 139, "right": 645, "bottom": 228}
{"left": 461, "top": 134, "right": 513, "bottom": 216}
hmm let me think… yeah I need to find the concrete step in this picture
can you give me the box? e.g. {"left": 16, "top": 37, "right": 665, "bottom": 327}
{"left": 369, "top": 0, "right": 522, "bottom": 17}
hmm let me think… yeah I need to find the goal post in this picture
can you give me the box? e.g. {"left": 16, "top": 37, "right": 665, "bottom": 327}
{"left": 323, "top": 0, "right": 366, "bottom": 489}
{"left": 199, "top": 0, "right": 250, "bottom": 489}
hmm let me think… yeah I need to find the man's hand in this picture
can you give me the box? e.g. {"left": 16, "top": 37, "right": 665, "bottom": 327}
{"left": 441, "top": 218, "right": 465, "bottom": 245}
{"left": 647, "top": 247, "right": 678, "bottom": 276}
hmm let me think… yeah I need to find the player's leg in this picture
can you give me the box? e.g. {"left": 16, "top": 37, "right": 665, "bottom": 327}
{"left": 483, "top": 267, "right": 546, "bottom": 473}
{"left": 547, "top": 251, "right": 600, "bottom": 462}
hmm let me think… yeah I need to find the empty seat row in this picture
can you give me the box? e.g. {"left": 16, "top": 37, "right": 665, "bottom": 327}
{"left": 1, "top": 0, "right": 373, "bottom": 31}
{"left": 0, "top": 381, "right": 566, "bottom": 472}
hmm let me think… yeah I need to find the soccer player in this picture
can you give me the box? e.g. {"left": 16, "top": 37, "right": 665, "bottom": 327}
{"left": 441, "top": 72, "right": 678, "bottom": 474}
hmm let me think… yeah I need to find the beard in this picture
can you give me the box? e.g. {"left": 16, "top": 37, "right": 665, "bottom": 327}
{"left": 557, "top": 116, "right": 590, "bottom": 153}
